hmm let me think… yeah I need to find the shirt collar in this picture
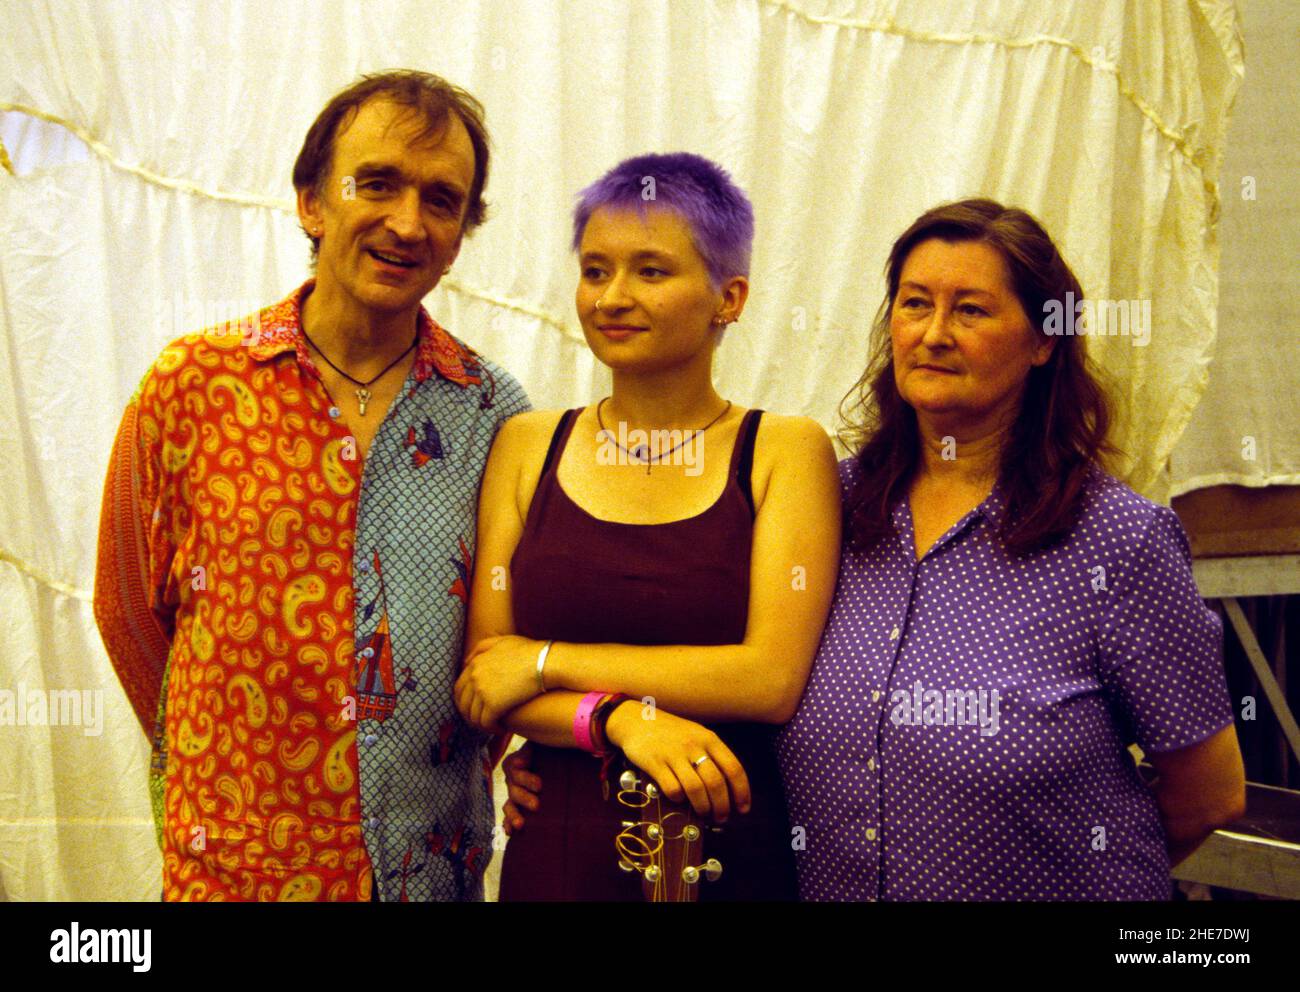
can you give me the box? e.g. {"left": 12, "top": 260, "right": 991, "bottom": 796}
{"left": 975, "top": 479, "right": 1008, "bottom": 531}
{"left": 889, "top": 475, "right": 1009, "bottom": 549}
{"left": 246, "top": 279, "right": 482, "bottom": 389}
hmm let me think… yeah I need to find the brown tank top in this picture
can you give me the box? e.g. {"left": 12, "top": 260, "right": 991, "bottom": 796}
{"left": 500, "top": 407, "right": 797, "bottom": 901}
{"left": 511, "top": 407, "right": 760, "bottom": 645}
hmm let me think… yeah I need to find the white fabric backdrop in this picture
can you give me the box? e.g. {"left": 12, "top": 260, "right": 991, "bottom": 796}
{"left": 1168, "top": 0, "right": 1300, "bottom": 494}
{"left": 1, "top": 0, "right": 1246, "bottom": 899}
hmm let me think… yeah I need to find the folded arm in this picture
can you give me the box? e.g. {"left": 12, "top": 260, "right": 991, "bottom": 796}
{"left": 456, "top": 411, "right": 841, "bottom": 731}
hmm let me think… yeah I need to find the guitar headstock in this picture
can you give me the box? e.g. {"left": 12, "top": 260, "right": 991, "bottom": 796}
{"left": 615, "top": 768, "right": 723, "bottom": 902}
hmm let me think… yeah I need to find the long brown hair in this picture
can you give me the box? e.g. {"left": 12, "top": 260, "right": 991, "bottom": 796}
{"left": 840, "top": 198, "right": 1118, "bottom": 557}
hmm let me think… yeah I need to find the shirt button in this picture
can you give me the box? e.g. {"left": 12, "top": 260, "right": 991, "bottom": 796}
{"left": 367, "top": 817, "right": 380, "bottom": 829}
{"left": 328, "top": 405, "right": 341, "bottom": 419}
{"left": 364, "top": 734, "right": 378, "bottom": 745}
{"left": 865, "top": 828, "right": 877, "bottom": 841}
{"left": 871, "top": 690, "right": 881, "bottom": 703}
{"left": 889, "top": 626, "right": 900, "bottom": 640}
{"left": 357, "top": 561, "right": 371, "bottom": 574}
{"left": 867, "top": 757, "right": 876, "bottom": 772}
{"left": 360, "top": 647, "right": 375, "bottom": 659}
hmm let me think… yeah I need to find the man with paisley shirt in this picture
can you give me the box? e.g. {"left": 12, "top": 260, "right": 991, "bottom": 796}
{"left": 92, "top": 70, "right": 529, "bottom": 902}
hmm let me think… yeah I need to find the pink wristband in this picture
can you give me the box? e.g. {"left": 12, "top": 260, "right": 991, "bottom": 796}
{"left": 573, "top": 691, "right": 610, "bottom": 753}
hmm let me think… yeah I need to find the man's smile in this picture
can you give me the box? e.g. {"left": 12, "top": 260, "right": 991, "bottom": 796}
{"left": 366, "top": 248, "right": 420, "bottom": 269}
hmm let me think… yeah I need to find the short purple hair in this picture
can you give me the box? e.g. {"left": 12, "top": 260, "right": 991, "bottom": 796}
{"left": 571, "top": 152, "right": 754, "bottom": 288}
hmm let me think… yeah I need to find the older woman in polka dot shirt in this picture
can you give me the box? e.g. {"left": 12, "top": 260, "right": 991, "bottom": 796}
{"left": 777, "top": 199, "right": 1246, "bottom": 900}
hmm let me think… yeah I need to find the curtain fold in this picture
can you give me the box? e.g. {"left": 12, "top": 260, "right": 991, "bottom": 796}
{"left": 1, "top": 0, "right": 1245, "bottom": 899}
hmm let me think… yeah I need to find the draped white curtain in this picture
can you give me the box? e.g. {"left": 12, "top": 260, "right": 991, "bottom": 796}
{"left": 1168, "top": 0, "right": 1300, "bottom": 494}
{"left": 1, "top": 0, "right": 1246, "bottom": 899}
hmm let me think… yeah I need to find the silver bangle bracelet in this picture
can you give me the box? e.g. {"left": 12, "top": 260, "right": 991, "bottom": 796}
{"left": 535, "top": 639, "right": 554, "bottom": 693}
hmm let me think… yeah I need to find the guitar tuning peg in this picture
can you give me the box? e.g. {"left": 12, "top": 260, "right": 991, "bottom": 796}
{"left": 645, "top": 783, "right": 659, "bottom": 799}
{"left": 646, "top": 824, "right": 661, "bottom": 840}
{"left": 683, "top": 824, "right": 700, "bottom": 842}
{"left": 681, "top": 858, "right": 723, "bottom": 886}
{"left": 619, "top": 770, "right": 639, "bottom": 791}
{"left": 644, "top": 866, "right": 661, "bottom": 883}
{"left": 621, "top": 820, "right": 636, "bottom": 829}
{"left": 618, "top": 860, "right": 635, "bottom": 873}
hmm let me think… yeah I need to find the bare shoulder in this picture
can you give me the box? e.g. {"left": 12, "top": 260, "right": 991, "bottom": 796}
{"left": 753, "top": 411, "right": 834, "bottom": 455}
{"left": 490, "top": 409, "right": 574, "bottom": 518}
{"left": 748, "top": 412, "right": 836, "bottom": 510}
{"left": 493, "top": 408, "right": 571, "bottom": 456}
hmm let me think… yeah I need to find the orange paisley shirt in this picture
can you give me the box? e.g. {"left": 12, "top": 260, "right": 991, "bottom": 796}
{"left": 93, "top": 280, "right": 528, "bottom": 900}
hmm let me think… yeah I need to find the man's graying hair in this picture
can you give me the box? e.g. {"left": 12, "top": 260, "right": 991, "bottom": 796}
{"left": 292, "top": 69, "right": 491, "bottom": 266}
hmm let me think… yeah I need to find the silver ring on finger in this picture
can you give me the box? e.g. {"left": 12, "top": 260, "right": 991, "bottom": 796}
{"left": 692, "top": 754, "right": 710, "bottom": 768}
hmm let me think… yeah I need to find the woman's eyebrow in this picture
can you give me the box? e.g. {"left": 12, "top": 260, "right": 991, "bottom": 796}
{"left": 580, "top": 249, "right": 676, "bottom": 263}
{"left": 900, "top": 280, "right": 997, "bottom": 299}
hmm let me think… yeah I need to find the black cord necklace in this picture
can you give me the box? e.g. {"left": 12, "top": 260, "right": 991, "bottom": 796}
{"left": 596, "top": 397, "right": 732, "bottom": 474}
{"left": 301, "top": 324, "right": 418, "bottom": 416}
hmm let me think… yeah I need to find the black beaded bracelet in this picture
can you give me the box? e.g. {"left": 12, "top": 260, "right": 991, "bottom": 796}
{"left": 589, "top": 693, "right": 631, "bottom": 754}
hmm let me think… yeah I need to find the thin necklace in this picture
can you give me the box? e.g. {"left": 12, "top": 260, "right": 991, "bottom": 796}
{"left": 596, "top": 397, "right": 732, "bottom": 474}
{"left": 301, "top": 324, "right": 418, "bottom": 416}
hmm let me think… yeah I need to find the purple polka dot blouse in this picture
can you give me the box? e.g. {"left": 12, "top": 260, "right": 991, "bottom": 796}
{"left": 777, "top": 459, "right": 1234, "bottom": 901}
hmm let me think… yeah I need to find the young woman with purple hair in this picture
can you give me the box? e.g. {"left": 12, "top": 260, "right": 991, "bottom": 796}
{"left": 454, "top": 153, "right": 841, "bottom": 900}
